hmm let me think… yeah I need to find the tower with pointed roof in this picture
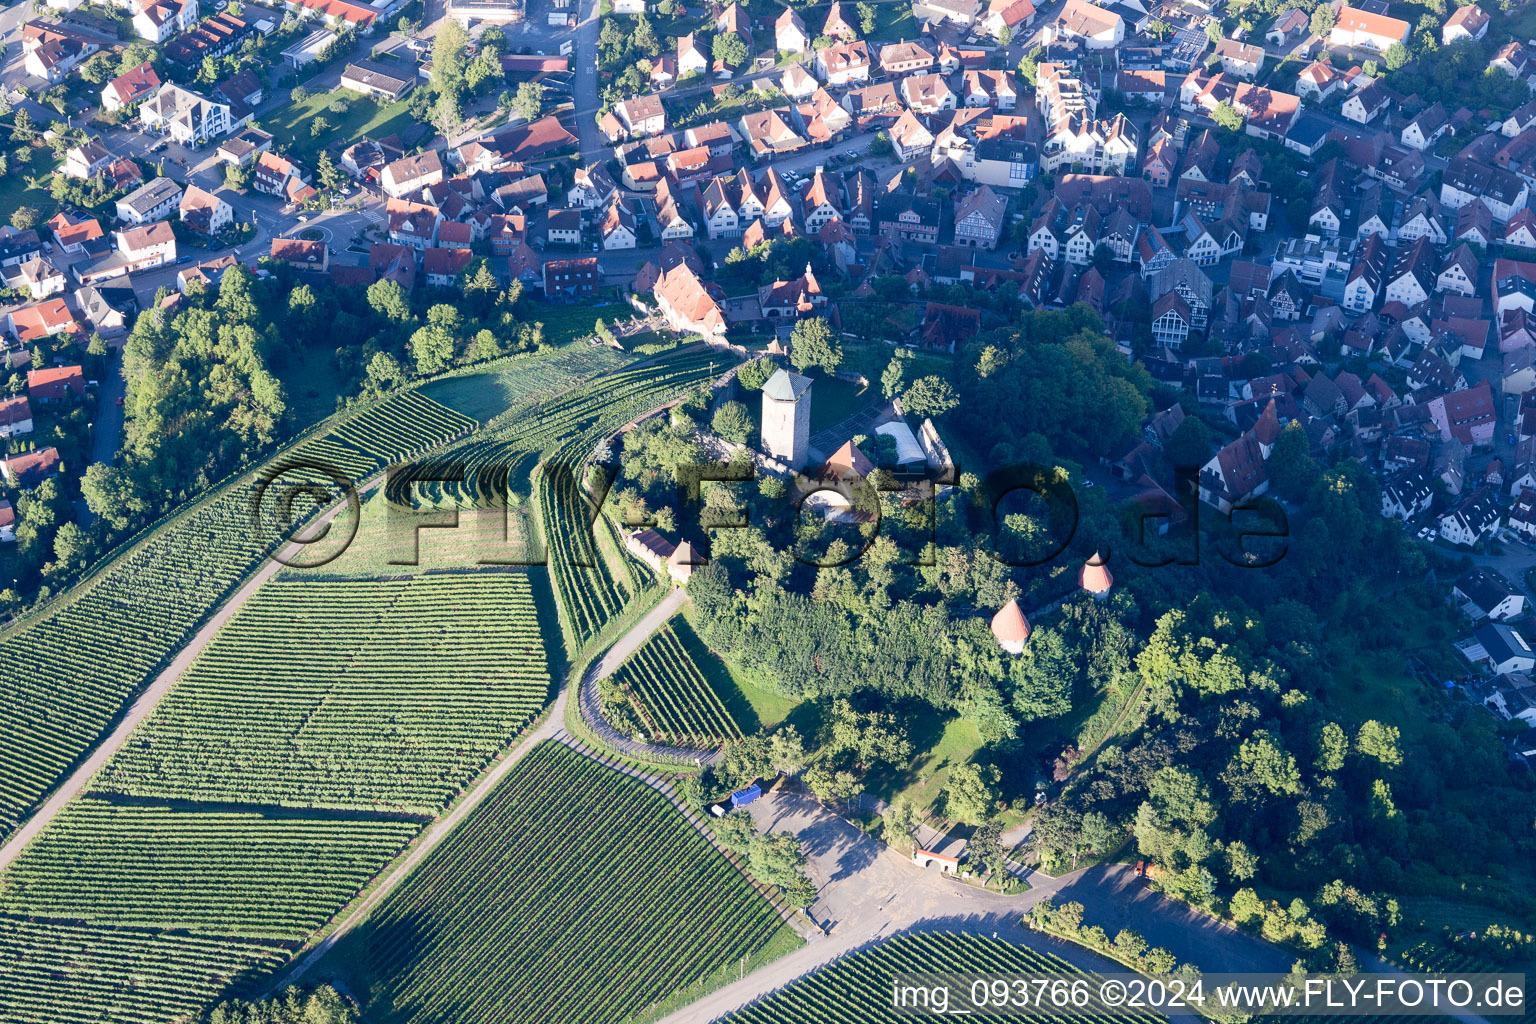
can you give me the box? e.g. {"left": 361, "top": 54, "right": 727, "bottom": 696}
{"left": 761, "top": 367, "right": 813, "bottom": 466}
{"left": 1079, "top": 552, "right": 1113, "bottom": 598}
{"left": 990, "top": 598, "right": 1031, "bottom": 654}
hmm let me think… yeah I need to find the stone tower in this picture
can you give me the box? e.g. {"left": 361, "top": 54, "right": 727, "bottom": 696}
{"left": 761, "top": 367, "right": 812, "bottom": 467}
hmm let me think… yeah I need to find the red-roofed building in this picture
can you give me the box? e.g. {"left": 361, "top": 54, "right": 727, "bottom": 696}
{"left": 1430, "top": 381, "right": 1497, "bottom": 447}
{"left": 1329, "top": 4, "right": 1410, "bottom": 51}
{"left": 424, "top": 247, "right": 473, "bottom": 287}
{"left": 1079, "top": 552, "right": 1114, "bottom": 596}
{"left": 270, "top": 237, "right": 328, "bottom": 272}
{"left": 990, "top": 598, "right": 1031, "bottom": 653}
{"left": 102, "top": 61, "right": 162, "bottom": 112}
{"left": 0, "top": 447, "right": 60, "bottom": 489}
{"left": 9, "top": 300, "right": 83, "bottom": 345}
{"left": 543, "top": 256, "right": 599, "bottom": 301}
{"left": 27, "top": 365, "right": 84, "bottom": 402}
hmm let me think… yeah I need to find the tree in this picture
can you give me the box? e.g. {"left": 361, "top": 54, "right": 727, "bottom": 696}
{"left": 900, "top": 375, "right": 959, "bottom": 418}
{"left": 512, "top": 81, "right": 544, "bottom": 122}
{"left": 1017, "top": 49, "right": 1040, "bottom": 85}
{"left": 1384, "top": 42, "right": 1409, "bottom": 70}
{"left": 224, "top": 162, "right": 249, "bottom": 191}
{"left": 1163, "top": 413, "right": 1209, "bottom": 468}
{"left": 997, "top": 24, "right": 1012, "bottom": 45}
{"left": 857, "top": 0, "right": 877, "bottom": 33}
{"left": 1225, "top": 839, "right": 1259, "bottom": 882}
{"left": 1204, "top": 19, "right": 1224, "bottom": 44}
{"left": 713, "top": 31, "right": 748, "bottom": 68}
{"left": 310, "top": 115, "right": 332, "bottom": 138}
{"left": 737, "top": 357, "right": 775, "bottom": 390}
{"left": 969, "top": 818, "right": 1009, "bottom": 877}
{"left": 433, "top": 86, "right": 465, "bottom": 138}
{"left": 768, "top": 724, "right": 806, "bottom": 776}
{"left": 432, "top": 19, "right": 470, "bottom": 92}
{"left": 1211, "top": 101, "right": 1244, "bottom": 131}
{"left": 367, "top": 279, "right": 413, "bottom": 323}
{"left": 409, "top": 321, "right": 456, "bottom": 376}
{"left": 882, "top": 795, "right": 920, "bottom": 851}
{"left": 711, "top": 400, "right": 753, "bottom": 444}
{"left": 1149, "top": 18, "right": 1171, "bottom": 39}
{"left": 789, "top": 316, "right": 843, "bottom": 373}
{"left": 880, "top": 355, "right": 908, "bottom": 400}
{"left": 1310, "top": 4, "right": 1335, "bottom": 38}
{"left": 316, "top": 151, "right": 342, "bottom": 193}
{"left": 78, "top": 52, "right": 115, "bottom": 85}
{"left": 10, "top": 206, "right": 39, "bottom": 231}
{"left": 1134, "top": 766, "right": 1218, "bottom": 870}
{"left": 1266, "top": 421, "right": 1320, "bottom": 501}
{"left": 290, "top": 85, "right": 310, "bottom": 103}
{"left": 943, "top": 762, "right": 1000, "bottom": 825}
{"left": 869, "top": 131, "right": 894, "bottom": 157}
{"left": 1355, "top": 721, "right": 1402, "bottom": 769}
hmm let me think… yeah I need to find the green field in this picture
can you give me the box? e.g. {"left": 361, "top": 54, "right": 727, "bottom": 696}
{"left": 727, "top": 931, "right": 1163, "bottom": 1024}
{"left": 334, "top": 740, "right": 797, "bottom": 1024}
{"left": 807, "top": 373, "right": 875, "bottom": 434}
{"left": 92, "top": 572, "right": 557, "bottom": 813}
{"left": 260, "top": 87, "right": 415, "bottom": 164}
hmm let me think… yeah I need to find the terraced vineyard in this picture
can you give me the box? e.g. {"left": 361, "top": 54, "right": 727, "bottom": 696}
{"left": 727, "top": 932, "right": 1167, "bottom": 1024}
{"left": 0, "top": 798, "right": 418, "bottom": 939}
{"left": 0, "top": 569, "right": 556, "bottom": 1023}
{"left": 0, "top": 388, "right": 479, "bottom": 842}
{"left": 420, "top": 343, "right": 630, "bottom": 422}
{"left": 93, "top": 573, "right": 554, "bottom": 812}
{"left": 351, "top": 740, "right": 793, "bottom": 1024}
{"left": 611, "top": 625, "right": 743, "bottom": 747}
{"left": 0, "top": 918, "right": 288, "bottom": 1024}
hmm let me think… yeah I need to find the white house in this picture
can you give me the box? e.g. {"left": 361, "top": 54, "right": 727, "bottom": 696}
{"left": 139, "top": 84, "right": 234, "bottom": 146}
{"left": 1453, "top": 568, "right": 1526, "bottom": 622}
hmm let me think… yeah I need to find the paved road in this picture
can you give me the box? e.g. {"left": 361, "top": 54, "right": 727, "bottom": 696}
{"left": 87, "top": 349, "right": 125, "bottom": 469}
{"left": 654, "top": 790, "right": 1213, "bottom": 1024}
{"left": 0, "top": 475, "right": 380, "bottom": 871}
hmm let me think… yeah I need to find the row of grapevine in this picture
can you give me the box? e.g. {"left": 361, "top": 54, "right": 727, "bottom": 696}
{"left": 0, "top": 917, "right": 288, "bottom": 1024}
{"left": 515, "top": 350, "right": 731, "bottom": 650}
{"left": 727, "top": 931, "right": 1167, "bottom": 1024}
{"left": 92, "top": 573, "right": 554, "bottom": 813}
{"left": 611, "top": 625, "right": 743, "bottom": 747}
{"left": 284, "top": 391, "right": 477, "bottom": 484}
{"left": 0, "top": 570, "right": 557, "bottom": 1023}
{"left": 0, "top": 797, "right": 418, "bottom": 940}
{"left": 354, "top": 740, "right": 788, "bottom": 1024}
{"left": 0, "top": 389, "right": 481, "bottom": 842}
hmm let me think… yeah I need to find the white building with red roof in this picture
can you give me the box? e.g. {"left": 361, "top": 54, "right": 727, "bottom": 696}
{"left": 1329, "top": 4, "right": 1410, "bottom": 52}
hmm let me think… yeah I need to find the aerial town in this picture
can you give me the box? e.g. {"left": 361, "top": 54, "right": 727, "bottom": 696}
{"left": 2, "top": 0, "right": 1536, "bottom": 1017}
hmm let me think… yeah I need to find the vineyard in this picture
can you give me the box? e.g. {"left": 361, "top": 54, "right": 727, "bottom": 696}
{"left": 282, "top": 391, "right": 477, "bottom": 484}
{"left": 350, "top": 740, "right": 792, "bottom": 1024}
{"left": 0, "top": 388, "right": 478, "bottom": 842}
{"left": 0, "top": 917, "right": 288, "bottom": 1024}
{"left": 92, "top": 573, "right": 555, "bottom": 812}
{"left": 726, "top": 932, "right": 1167, "bottom": 1024}
{"left": 0, "top": 798, "right": 418, "bottom": 939}
{"left": 420, "top": 344, "right": 630, "bottom": 422}
{"left": 0, "top": 569, "right": 557, "bottom": 1022}
{"left": 608, "top": 625, "right": 743, "bottom": 748}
